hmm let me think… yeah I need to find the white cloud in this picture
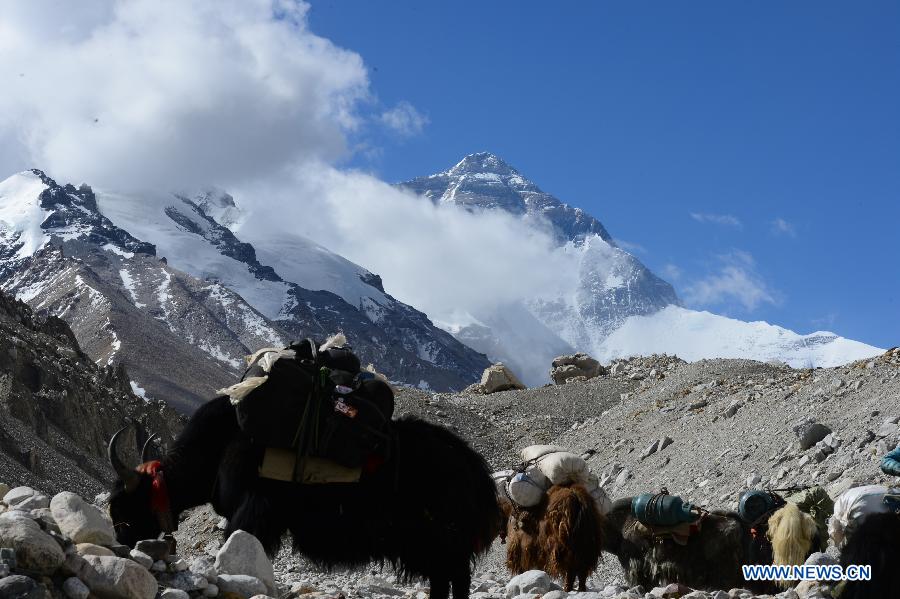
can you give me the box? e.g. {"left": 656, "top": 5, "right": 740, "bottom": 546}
{"left": 380, "top": 101, "right": 429, "bottom": 138}
{"left": 0, "top": 0, "right": 581, "bottom": 333}
{"left": 683, "top": 251, "right": 780, "bottom": 311}
{"left": 771, "top": 217, "right": 797, "bottom": 237}
{"left": 661, "top": 263, "right": 683, "bottom": 281}
{"left": 0, "top": 0, "right": 369, "bottom": 190}
{"left": 690, "top": 212, "right": 742, "bottom": 227}
{"left": 233, "top": 165, "right": 579, "bottom": 317}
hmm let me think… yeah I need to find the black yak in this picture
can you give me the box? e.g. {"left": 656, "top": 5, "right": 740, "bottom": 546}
{"left": 502, "top": 483, "right": 603, "bottom": 591}
{"left": 108, "top": 395, "right": 501, "bottom": 599}
{"left": 600, "top": 496, "right": 820, "bottom": 593}
{"left": 836, "top": 512, "right": 900, "bottom": 599}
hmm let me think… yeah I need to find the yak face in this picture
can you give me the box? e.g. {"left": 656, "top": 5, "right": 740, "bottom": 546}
{"left": 107, "top": 428, "right": 163, "bottom": 547}
{"left": 109, "top": 474, "right": 160, "bottom": 547}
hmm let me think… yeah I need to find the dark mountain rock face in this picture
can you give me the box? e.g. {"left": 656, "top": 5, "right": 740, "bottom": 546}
{"left": 399, "top": 152, "right": 614, "bottom": 243}
{"left": 32, "top": 170, "right": 156, "bottom": 256}
{"left": 0, "top": 289, "right": 182, "bottom": 497}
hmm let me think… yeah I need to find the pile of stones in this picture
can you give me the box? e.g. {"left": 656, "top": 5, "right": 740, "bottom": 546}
{"left": 0, "top": 483, "right": 278, "bottom": 599}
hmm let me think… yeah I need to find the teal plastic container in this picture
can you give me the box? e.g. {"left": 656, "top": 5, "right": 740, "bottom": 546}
{"left": 632, "top": 493, "right": 699, "bottom": 527}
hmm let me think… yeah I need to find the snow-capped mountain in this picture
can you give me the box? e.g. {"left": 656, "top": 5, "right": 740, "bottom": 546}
{"left": 0, "top": 170, "right": 488, "bottom": 410}
{"left": 400, "top": 153, "right": 882, "bottom": 381}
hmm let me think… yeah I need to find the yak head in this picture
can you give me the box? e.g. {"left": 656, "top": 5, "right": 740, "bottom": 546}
{"left": 107, "top": 428, "right": 163, "bottom": 547}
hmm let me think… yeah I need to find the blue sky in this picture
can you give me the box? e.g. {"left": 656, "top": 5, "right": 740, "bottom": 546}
{"left": 309, "top": 0, "right": 900, "bottom": 348}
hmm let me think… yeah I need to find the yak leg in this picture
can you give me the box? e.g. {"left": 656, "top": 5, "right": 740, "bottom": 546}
{"left": 430, "top": 576, "right": 450, "bottom": 599}
{"left": 227, "top": 491, "right": 285, "bottom": 556}
{"left": 450, "top": 569, "right": 470, "bottom": 599}
{"left": 564, "top": 574, "right": 575, "bottom": 592}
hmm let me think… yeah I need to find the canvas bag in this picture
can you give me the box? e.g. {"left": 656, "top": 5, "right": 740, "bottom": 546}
{"left": 218, "top": 339, "right": 395, "bottom": 470}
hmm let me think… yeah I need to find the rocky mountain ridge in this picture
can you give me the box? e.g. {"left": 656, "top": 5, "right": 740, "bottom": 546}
{"left": 0, "top": 288, "right": 182, "bottom": 498}
{"left": 0, "top": 170, "right": 490, "bottom": 408}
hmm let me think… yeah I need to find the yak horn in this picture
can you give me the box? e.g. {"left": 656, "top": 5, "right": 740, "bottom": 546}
{"left": 141, "top": 433, "right": 159, "bottom": 463}
{"left": 108, "top": 427, "right": 141, "bottom": 492}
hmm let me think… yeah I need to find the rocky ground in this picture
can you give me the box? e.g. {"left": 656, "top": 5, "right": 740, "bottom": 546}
{"left": 0, "top": 347, "right": 897, "bottom": 598}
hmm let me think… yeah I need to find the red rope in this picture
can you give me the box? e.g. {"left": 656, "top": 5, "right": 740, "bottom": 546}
{"left": 136, "top": 460, "right": 171, "bottom": 514}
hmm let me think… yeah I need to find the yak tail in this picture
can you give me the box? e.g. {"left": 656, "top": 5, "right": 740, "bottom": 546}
{"left": 767, "top": 502, "right": 818, "bottom": 588}
{"left": 540, "top": 484, "right": 603, "bottom": 580}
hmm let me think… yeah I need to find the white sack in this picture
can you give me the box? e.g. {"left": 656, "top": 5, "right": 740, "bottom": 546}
{"left": 506, "top": 467, "right": 551, "bottom": 507}
{"left": 536, "top": 451, "right": 590, "bottom": 486}
{"left": 828, "top": 485, "right": 896, "bottom": 546}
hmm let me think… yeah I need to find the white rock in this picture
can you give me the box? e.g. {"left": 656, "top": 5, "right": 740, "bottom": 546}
{"left": 191, "top": 556, "right": 218, "bottom": 582}
{"left": 172, "top": 557, "right": 189, "bottom": 571}
{"left": 478, "top": 363, "right": 527, "bottom": 394}
{"left": 129, "top": 549, "right": 154, "bottom": 569}
{"left": 3, "top": 486, "right": 37, "bottom": 507}
{"left": 160, "top": 590, "right": 191, "bottom": 599}
{"left": 506, "top": 570, "right": 552, "bottom": 598}
{"left": 160, "top": 570, "right": 209, "bottom": 592}
{"left": 0, "top": 515, "right": 65, "bottom": 574}
{"left": 215, "top": 530, "right": 276, "bottom": 594}
{"left": 641, "top": 440, "right": 661, "bottom": 460}
{"left": 50, "top": 492, "right": 116, "bottom": 546}
{"left": 76, "top": 543, "right": 116, "bottom": 557}
{"left": 16, "top": 493, "right": 50, "bottom": 511}
{"left": 152, "top": 559, "right": 168, "bottom": 572}
{"left": 217, "top": 574, "right": 268, "bottom": 598}
{"left": 80, "top": 555, "right": 158, "bottom": 599}
{"left": 63, "top": 577, "right": 91, "bottom": 599}
{"left": 203, "top": 583, "right": 220, "bottom": 597}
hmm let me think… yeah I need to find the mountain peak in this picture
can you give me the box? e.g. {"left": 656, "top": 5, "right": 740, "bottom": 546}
{"left": 447, "top": 152, "right": 519, "bottom": 177}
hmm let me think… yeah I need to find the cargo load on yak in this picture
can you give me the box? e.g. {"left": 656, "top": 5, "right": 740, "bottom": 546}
{"left": 217, "top": 334, "right": 395, "bottom": 484}
{"left": 496, "top": 444, "right": 611, "bottom": 514}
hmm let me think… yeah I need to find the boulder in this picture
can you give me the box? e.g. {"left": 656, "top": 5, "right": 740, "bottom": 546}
{"left": 78, "top": 555, "right": 158, "bottom": 599}
{"left": 75, "top": 543, "right": 116, "bottom": 557}
{"left": 0, "top": 575, "right": 46, "bottom": 599}
{"left": 215, "top": 530, "right": 276, "bottom": 594}
{"left": 134, "top": 538, "right": 170, "bottom": 561}
{"left": 129, "top": 549, "right": 154, "bottom": 569}
{"left": 505, "top": 570, "right": 552, "bottom": 598}
{"left": 0, "top": 515, "right": 65, "bottom": 574}
{"left": 3, "top": 486, "right": 39, "bottom": 507}
{"left": 158, "top": 570, "right": 209, "bottom": 592}
{"left": 796, "top": 421, "right": 832, "bottom": 450}
{"left": 62, "top": 577, "right": 91, "bottom": 599}
{"left": 16, "top": 494, "right": 50, "bottom": 511}
{"left": 550, "top": 353, "right": 605, "bottom": 384}
{"left": 192, "top": 556, "right": 219, "bottom": 581}
{"left": 50, "top": 492, "right": 116, "bottom": 545}
{"left": 467, "top": 363, "right": 526, "bottom": 394}
{"left": 216, "top": 574, "right": 268, "bottom": 598}
{"left": 160, "top": 590, "right": 191, "bottom": 599}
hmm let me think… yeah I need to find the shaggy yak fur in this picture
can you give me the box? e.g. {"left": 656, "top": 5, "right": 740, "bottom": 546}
{"left": 836, "top": 512, "right": 900, "bottom": 599}
{"left": 502, "top": 483, "right": 603, "bottom": 591}
{"left": 600, "top": 497, "right": 820, "bottom": 593}
{"left": 109, "top": 396, "right": 502, "bottom": 599}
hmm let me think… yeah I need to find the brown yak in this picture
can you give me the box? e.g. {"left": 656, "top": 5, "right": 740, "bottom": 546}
{"left": 502, "top": 483, "right": 604, "bottom": 591}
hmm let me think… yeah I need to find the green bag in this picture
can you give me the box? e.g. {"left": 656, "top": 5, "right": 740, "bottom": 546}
{"left": 787, "top": 486, "right": 834, "bottom": 551}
